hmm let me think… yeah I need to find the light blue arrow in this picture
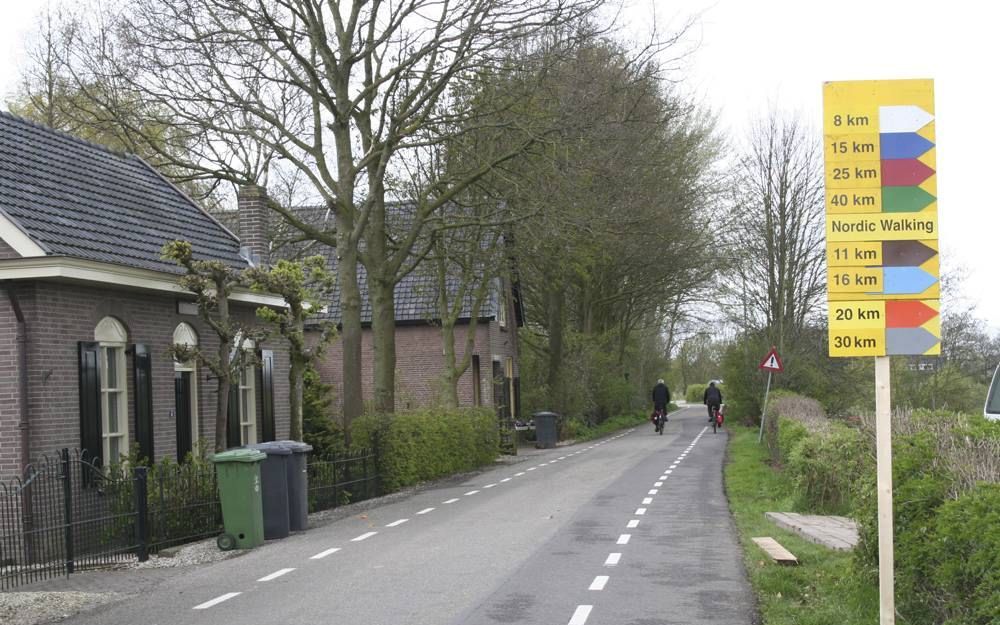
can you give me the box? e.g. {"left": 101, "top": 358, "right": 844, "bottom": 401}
{"left": 881, "top": 267, "right": 938, "bottom": 294}
{"left": 880, "top": 133, "right": 935, "bottom": 160}
{"left": 887, "top": 328, "right": 940, "bottom": 355}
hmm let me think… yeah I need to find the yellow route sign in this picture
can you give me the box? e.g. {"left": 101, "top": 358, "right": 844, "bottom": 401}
{"left": 823, "top": 79, "right": 940, "bottom": 357}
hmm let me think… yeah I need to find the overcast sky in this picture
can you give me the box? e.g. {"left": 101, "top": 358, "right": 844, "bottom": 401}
{"left": 0, "top": 0, "right": 995, "bottom": 326}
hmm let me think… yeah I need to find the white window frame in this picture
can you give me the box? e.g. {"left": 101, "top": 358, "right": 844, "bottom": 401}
{"left": 505, "top": 357, "right": 516, "bottom": 418}
{"left": 238, "top": 363, "right": 257, "bottom": 445}
{"left": 95, "top": 317, "right": 129, "bottom": 464}
{"left": 173, "top": 323, "right": 201, "bottom": 449}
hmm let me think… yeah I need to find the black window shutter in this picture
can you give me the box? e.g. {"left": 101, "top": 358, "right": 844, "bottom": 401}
{"left": 132, "top": 344, "right": 155, "bottom": 462}
{"left": 260, "top": 350, "right": 275, "bottom": 442}
{"left": 513, "top": 377, "right": 521, "bottom": 421}
{"left": 227, "top": 383, "right": 241, "bottom": 449}
{"left": 78, "top": 342, "right": 102, "bottom": 463}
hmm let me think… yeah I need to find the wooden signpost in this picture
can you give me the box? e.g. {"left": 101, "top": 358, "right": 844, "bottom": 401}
{"left": 823, "top": 78, "right": 938, "bottom": 625}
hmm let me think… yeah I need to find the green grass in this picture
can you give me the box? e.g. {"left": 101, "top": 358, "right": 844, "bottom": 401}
{"left": 725, "top": 426, "right": 878, "bottom": 625}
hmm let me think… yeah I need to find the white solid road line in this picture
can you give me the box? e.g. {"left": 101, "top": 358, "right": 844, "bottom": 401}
{"left": 635, "top": 508, "right": 646, "bottom": 515}
{"left": 627, "top": 520, "right": 639, "bottom": 528}
{"left": 617, "top": 534, "right": 631, "bottom": 545}
{"left": 351, "top": 531, "right": 378, "bottom": 542}
{"left": 568, "top": 605, "right": 593, "bottom": 625}
{"left": 464, "top": 490, "right": 480, "bottom": 496}
{"left": 193, "top": 592, "right": 241, "bottom": 610}
{"left": 589, "top": 576, "right": 609, "bottom": 591}
{"left": 604, "top": 552, "right": 622, "bottom": 566}
{"left": 310, "top": 547, "right": 341, "bottom": 560}
{"left": 386, "top": 519, "right": 409, "bottom": 527}
{"left": 417, "top": 507, "right": 435, "bottom": 515}
{"left": 443, "top": 498, "right": 460, "bottom": 504}
{"left": 642, "top": 497, "right": 653, "bottom": 504}
{"left": 257, "top": 568, "right": 295, "bottom": 582}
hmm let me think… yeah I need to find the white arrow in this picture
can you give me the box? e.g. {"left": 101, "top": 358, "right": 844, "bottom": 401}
{"left": 879, "top": 105, "right": 934, "bottom": 133}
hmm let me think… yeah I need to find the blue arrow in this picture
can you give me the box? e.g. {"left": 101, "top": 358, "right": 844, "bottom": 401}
{"left": 880, "top": 133, "right": 935, "bottom": 160}
{"left": 880, "top": 267, "right": 938, "bottom": 294}
{"left": 887, "top": 328, "right": 940, "bottom": 355}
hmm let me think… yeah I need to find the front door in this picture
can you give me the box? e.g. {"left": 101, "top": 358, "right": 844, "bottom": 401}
{"left": 175, "top": 371, "right": 193, "bottom": 461}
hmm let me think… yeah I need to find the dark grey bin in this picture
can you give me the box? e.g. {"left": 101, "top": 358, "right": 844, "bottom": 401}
{"left": 275, "top": 440, "right": 313, "bottom": 531}
{"left": 247, "top": 442, "right": 291, "bottom": 540}
{"left": 533, "top": 412, "right": 559, "bottom": 449}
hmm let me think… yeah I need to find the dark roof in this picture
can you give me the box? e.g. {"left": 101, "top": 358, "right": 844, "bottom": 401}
{"left": 0, "top": 112, "right": 246, "bottom": 274}
{"left": 265, "top": 204, "right": 503, "bottom": 325}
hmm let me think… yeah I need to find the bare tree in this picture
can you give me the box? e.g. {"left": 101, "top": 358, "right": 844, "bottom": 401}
{"left": 721, "top": 113, "right": 826, "bottom": 352}
{"left": 49, "top": 0, "right": 604, "bottom": 425}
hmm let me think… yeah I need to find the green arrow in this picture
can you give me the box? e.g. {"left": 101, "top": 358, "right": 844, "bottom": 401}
{"left": 882, "top": 186, "right": 936, "bottom": 213}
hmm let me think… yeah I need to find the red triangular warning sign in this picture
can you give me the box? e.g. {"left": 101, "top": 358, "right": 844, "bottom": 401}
{"left": 758, "top": 347, "right": 784, "bottom": 372}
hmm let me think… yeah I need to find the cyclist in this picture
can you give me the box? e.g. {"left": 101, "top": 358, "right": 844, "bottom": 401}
{"left": 703, "top": 381, "right": 723, "bottom": 423}
{"left": 651, "top": 379, "right": 670, "bottom": 431}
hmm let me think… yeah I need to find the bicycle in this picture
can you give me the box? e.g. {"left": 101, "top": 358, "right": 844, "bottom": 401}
{"left": 651, "top": 408, "right": 667, "bottom": 435}
{"left": 710, "top": 404, "right": 725, "bottom": 434}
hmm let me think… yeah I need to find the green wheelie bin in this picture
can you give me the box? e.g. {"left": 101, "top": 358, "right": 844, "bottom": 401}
{"left": 212, "top": 449, "right": 267, "bottom": 550}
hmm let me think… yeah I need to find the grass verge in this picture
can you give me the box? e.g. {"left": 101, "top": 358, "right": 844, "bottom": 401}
{"left": 725, "top": 425, "right": 878, "bottom": 625}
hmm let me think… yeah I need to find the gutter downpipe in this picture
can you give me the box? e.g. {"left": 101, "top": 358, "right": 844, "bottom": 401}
{"left": 3, "top": 282, "right": 29, "bottom": 473}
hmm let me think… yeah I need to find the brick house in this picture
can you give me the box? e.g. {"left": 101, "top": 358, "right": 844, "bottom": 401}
{"left": 233, "top": 187, "right": 524, "bottom": 419}
{"left": 0, "top": 113, "right": 291, "bottom": 480}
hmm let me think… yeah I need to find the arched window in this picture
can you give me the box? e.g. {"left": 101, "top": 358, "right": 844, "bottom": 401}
{"left": 95, "top": 317, "right": 128, "bottom": 462}
{"left": 173, "top": 323, "right": 200, "bottom": 460}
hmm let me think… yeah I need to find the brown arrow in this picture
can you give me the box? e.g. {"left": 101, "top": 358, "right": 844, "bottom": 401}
{"left": 882, "top": 241, "right": 937, "bottom": 267}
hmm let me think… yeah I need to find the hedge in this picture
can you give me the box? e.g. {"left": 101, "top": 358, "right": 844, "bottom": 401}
{"left": 351, "top": 408, "right": 499, "bottom": 493}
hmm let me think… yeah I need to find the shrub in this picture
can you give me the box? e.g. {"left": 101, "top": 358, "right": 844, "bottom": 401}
{"left": 785, "top": 423, "right": 867, "bottom": 514}
{"left": 350, "top": 408, "right": 499, "bottom": 492}
{"left": 686, "top": 384, "right": 707, "bottom": 404}
{"left": 925, "top": 484, "right": 1000, "bottom": 624}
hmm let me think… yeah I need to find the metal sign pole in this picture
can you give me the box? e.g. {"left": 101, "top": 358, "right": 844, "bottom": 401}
{"left": 875, "top": 355, "right": 895, "bottom": 624}
{"left": 757, "top": 371, "right": 772, "bottom": 444}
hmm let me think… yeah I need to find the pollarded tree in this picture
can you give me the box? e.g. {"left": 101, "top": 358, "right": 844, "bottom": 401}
{"left": 162, "top": 241, "right": 268, "bottom": 452}
{"left": 244, "top": 256, "right": 336, "bottom": 441}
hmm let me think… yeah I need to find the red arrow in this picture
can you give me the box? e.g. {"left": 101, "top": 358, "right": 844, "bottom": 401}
{"left": 882, "top": 159, "right": 935, "bottom": 186}
{"left": 886, "top": 300, "right": 938, "bottom": 328}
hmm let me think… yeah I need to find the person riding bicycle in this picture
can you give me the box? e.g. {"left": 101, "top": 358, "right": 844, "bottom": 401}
{"left": 651, "top": 379, "right": 670, "bottom": 429}
{"left": 703, "top": 381, "right": 723, "bottom": 423}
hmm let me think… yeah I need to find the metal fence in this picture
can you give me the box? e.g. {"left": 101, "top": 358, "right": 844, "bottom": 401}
{"left": 307, "top": 448, "right": 379, "bottom": 513}
{"left": 1, "top": 446, "right": 379, "bottom": 591}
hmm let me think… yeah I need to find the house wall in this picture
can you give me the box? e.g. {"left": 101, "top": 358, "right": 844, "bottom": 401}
{"left": 0, "top": 283, "right": 28, "bottom": 478}
{"left": 0, "top": 280, "right": 291, "bottom": 479}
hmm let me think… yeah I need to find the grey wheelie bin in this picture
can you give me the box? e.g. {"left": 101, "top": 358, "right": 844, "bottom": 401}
{"left": 533, "top": 411, "right": 559, "bottom": 449}
{"left": 212, "top": 449, "right": 266, "bottom": 550}
{"left": 276, "top": 440, "right": 313, "bottom": 531}
{"left": 247, "top": 442, "right": 292, "bottom": 540}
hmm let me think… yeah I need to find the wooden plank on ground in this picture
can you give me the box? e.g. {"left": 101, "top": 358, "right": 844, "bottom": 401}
{"left": 752, "top": 536, "right": 799, "bottom": 566}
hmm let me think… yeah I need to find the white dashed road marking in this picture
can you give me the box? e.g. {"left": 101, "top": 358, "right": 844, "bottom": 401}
{"left": 654, "top": 481, "right": 663, "bottom": 487}
{"left": 310, "top": 547, "right": 340, "bottom": 560}
{"left": 568, "top": 605, "right": 593, "bottom": 625}
{"left": 417, "top": 507, "right": 435, "bottom": 515}
{"left": 635, "top": 508, "right": 646, "bottom": 515}
{"left": 500, "top": 478, "right": 511, "bottom": 483}
{"left": 257, "top": 568, "right": 295, "bottom": 582}
{"left": 386, "top": 519, "right": 408, "bottom": 527}
{"left": 193, "top": 592, "right": 241, "bottom": 610}
{"left": 589, "top": 576, "right": 609, "bottom": 591}
{"left": 642, "top": 497, "right": 653, "bottom": 504}
{"left": 604, "top": 552, "right": 621, "bottom": 566}
{"left": 464, "top": 490, "right": 480, "bottom": 496}
{"left": 443, "top": 498, "right": 460, "bottom": 504}
{"left": 617, "top": 534, "right": 631, "bottom": 545}
{"left": 648, "top": 489, "right": 658, "bottom": 495}
{"left": 351, "top": 531, "right": 377, "bottom": 542}
{"left": 627, "top": 519, "right": 639, "bottom": 528}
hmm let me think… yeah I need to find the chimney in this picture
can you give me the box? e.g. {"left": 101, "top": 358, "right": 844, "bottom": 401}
{"left": 237, "top": 185, "right": 269, "bottom": 267}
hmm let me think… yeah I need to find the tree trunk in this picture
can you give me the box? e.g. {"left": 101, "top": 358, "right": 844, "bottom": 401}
{"left": 440, "top": 317, "right": 460, "bottom": 409}
{"left": 369, "top": 275, "right": 396, "bottom": 413}
{"left": 337, "top": 229, "right": 364, "bottom": 432}
{"left": 546, "top": 286, "right": 565, "bottom": 413}
{"left": 289, "top": 354, "right": 304, "bottom": 441}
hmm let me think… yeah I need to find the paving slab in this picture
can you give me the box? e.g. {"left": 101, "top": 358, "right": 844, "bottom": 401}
{"left": 765, "top": 512, "right": 859, "bottom": 551}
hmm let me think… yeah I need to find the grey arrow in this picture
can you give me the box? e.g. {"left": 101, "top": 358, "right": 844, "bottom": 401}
{"left": 886, "top": 327, "right": 940, "bottom": 355}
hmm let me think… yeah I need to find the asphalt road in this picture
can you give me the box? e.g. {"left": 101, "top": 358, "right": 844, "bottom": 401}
{"left": 69, "top": 405, "right": 754, "bottom": 625}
